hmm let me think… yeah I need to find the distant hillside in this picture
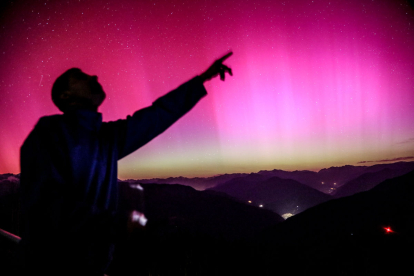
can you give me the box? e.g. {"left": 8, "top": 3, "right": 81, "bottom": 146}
{"left": 113, "top": 169, "right": 414, "bottom": 275}
{"left": 110, "top": 183, "right": 284, "bottom": 276}
{"left": 1, "top": 167, "right": 414, "bottom": 275}
{"left": 256, "top": 161, "right": 414, "bottom": 193}
{"left": 127, "top": 173, "right": 249, "bottom": 190}
{"left": 129, "top": 161, "right": 414, "bottom": 194}
{"left": 334, "top": 168, "right": 396, "bottom": 198}
{"left": 118, "top": 181, "right": 283, "bottom": 240}
{"left": 334, "top": 162, "right": 414, "bottom": 197}
{"left": 256, "top": 170, "right": 414, "bottom": 275}
{"left": 209, "top": 175, "right": 332, "bottom": 217}
{"left": 264, "top": 169, "right": 414, "bottom": 244}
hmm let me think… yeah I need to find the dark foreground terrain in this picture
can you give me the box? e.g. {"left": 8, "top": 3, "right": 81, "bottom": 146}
{"left": 1, "top": 167, "right": 414, "bottom": 275}
{"left": 110, "top": 170, "right": 414, "bottom": 275}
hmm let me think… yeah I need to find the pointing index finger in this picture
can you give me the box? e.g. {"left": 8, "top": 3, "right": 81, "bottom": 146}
{"left": 217, "top": 51, "right": 233, "bottom": 63}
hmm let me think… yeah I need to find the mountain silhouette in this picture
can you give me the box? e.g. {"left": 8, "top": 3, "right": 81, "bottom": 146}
{"left": 256, "top": 169, "right": 414, "bottom": 275}
{"left": 109, "top": 182, "right": 284, "bottom": 275}
{"left": 126, "top": 173, "right": 249, "bottom": 190}
{"left": 334, "top": 162, "right": 414, "bottom": 197}
{"left": 128, "top": 162, "right": 414, "bottom": 195}
{"left": 1, "top": 165, "right": 414, "bottom": 275}
{"left": 334, "top": 168, "right": 398, "bottom": 198}
{"left": 122, "top": 182, "right": 283, "bottom": 240}
{"left": 209, "top": 175, "right": 332, "bottom": 217}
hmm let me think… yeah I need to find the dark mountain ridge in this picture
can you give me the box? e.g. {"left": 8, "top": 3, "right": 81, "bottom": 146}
{"left": 127, "top": 161, "right": 414, "bottom": 194}
{"left": 334, "top": 168, "right": 396, "bottom": 198}
{"left": 128, "top": 182, "right": 284, "bottom": 240}
{"left": 126, "top": 173, "right": 249, "bottom": 190}
{"left": 333, "top": 161, "right": 414, "bottom": 197}
{"left": 209, "top": 174, "right": 332, "bottom": 217}
{"left": 1, "top": 166, "right": 414, "bottom": 275}
{"left": 255, "top": 169, "right": 414, "bottom": 275}
{"left": 265, "top": 169, "right": 414, "bottom": 244}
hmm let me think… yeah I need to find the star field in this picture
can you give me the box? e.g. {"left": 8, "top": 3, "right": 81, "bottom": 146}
{"left": 1, "top": 0, "right": 413, "bottom": 179}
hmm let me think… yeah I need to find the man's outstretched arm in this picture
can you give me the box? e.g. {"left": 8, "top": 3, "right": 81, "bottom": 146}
{"left": 114, "top": 52, "right": 233, "bottom": 159}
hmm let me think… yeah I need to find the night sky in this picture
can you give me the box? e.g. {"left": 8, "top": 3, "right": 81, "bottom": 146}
{"left": 1, "top": 0, "right": 413, "bottom": 179}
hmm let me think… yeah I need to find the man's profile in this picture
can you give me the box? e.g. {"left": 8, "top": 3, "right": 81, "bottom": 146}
{"left": 18, "top": 52, "right": 233, "bottom": 276}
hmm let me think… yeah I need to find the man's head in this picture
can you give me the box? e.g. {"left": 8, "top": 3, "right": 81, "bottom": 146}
{"left": 52, "top": 68, "right": 106, "bottom": 113}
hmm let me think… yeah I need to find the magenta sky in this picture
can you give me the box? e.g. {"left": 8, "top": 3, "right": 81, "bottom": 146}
{"left": 1, "top": 0, "right": 413, "bottom": 179}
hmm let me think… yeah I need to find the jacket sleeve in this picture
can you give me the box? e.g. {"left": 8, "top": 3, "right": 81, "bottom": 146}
{"left": 116, "top": 76, "right": 207, "bottom": 160}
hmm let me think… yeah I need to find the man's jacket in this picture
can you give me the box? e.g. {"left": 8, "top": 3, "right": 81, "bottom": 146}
{"left": 19, "top": 76, "right": 207, "bottom": 272}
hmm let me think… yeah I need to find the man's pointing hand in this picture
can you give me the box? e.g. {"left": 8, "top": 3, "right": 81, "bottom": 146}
{"left": 200, "top": 52, "right": 233, "bottom": 83}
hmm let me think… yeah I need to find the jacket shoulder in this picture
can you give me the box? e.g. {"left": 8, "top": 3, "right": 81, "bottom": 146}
{"left": 36, "top": 114, "right": 63, "bottom": 127}
{"left": 22, "top": 115, "right": 63, "bottom": 145}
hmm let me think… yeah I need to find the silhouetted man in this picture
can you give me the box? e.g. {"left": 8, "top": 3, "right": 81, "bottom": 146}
{"left": 18, "top": 52, "right": 233, "bottom": 276}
